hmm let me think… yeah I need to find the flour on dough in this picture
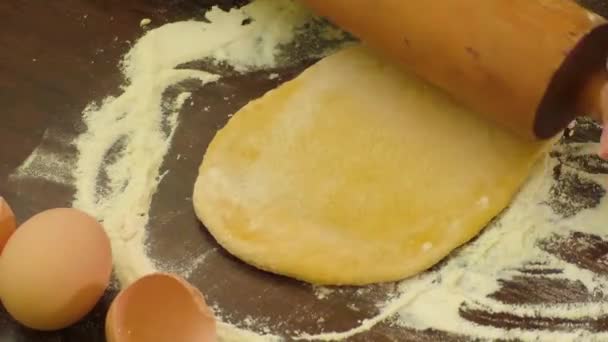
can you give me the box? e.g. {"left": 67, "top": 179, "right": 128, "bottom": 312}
{"left": 193, "top": 45, "right": 549, "bottom": 285}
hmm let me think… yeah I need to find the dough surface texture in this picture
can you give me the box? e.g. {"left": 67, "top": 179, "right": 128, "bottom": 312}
{"left": 193, "top": 45, "right": 548, "bottom": 285}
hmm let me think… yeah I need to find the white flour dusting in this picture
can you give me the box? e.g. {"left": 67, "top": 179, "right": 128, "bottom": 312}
{"left": 13, "top": 128, "right": 75, "bottom": 185}
{"left": 10, "top": 0, "right": 337, "bottom": 340}
{"left": 299, "top": 138, "right": 608, "bottom": 341}
{"left": 73, "top": 71, "right": 214, "bottom": 286}
{"left": 11, "top": 1, "right": 341, "bottom": 341}
{"left": 139, "top": 18, "right": 152, "bottom": 28}
{"left": 14, "top": 149, "right": 73, "bottom": 186}
{"left": 11, "top": 0, "right": 608, "bottom": 341}
{"left": 313, "top": 286, "right": 336, "bottom": 300}
{"left": 72, "top": 1, "right": 324, "bottom": 340}
{"left": 158, "top": 247, "right": 217, "bottom": 281}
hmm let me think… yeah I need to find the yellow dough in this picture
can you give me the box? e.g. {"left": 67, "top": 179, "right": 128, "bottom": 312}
{"left": 193, "top": 45, "right": 549, "bottom": 285}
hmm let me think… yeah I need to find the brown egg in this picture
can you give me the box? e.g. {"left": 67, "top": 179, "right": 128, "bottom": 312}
{"left": 106, "top": 273, "right": 216, "bottom": 342}
{"left": 0, "top": 197, "right": 16, "bottom": 253}
{"left": 0, "top": 208, "right": 112, "bottom": 330}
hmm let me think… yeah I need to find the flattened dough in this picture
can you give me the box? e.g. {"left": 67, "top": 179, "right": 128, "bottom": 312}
{"left": 193, "top": 45, "right": 548, "bottom": 285}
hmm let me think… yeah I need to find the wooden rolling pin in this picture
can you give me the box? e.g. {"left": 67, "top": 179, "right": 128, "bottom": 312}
{"left": 303, "top": 0, "right": 608, "bottom": 141}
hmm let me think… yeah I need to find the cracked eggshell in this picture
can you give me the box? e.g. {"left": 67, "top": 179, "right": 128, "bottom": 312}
{"left": 106, "top": 273, "right": 216, "bottom": 342}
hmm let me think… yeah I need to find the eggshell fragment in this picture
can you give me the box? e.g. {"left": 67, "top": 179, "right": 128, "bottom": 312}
{"left": 106, "top": 273, "right": 216, "bottom": 342}
{"left": 0, "top": 197, "right": 16, "bottom": 253}
{"left": 0, "top": 208, "right": 112, "bottom": 330}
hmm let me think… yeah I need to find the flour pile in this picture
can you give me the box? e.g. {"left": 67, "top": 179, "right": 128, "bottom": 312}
{"left": 67, "top": 0, "right": 342, "bottom": 340}
{"left": 10, "top": 0, "right": 608, "bottom": 340}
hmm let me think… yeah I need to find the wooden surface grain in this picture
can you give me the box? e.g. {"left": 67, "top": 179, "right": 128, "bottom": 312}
{"left": 2, "top": 1, "right": 608, "bottom": 341}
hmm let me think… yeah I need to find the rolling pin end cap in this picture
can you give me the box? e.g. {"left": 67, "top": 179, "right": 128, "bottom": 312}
{"left": 535, "top": 23, "right": 608, "bottom": 139}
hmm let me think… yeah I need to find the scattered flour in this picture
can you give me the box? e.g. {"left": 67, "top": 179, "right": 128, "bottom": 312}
{"left": 71, "top": 0, "right": 321, "bottom": 286}
{"left": 313, "top": 286, "right": 336, "bottom": 300}
{"left": 70, "top": 1, "right": 334, "bottom": 340}
{"left": 389, "top": 154, "right": 608, "bottom": 342}
{"left": 157, "top": 247, "right": 217, "bottom": 281}
{"left": 11, "top": 1, "right": 344, "bottom": 341}
{"left": 477, "top": 195, "right": 490, "bottom": 208}
{"left": 139, "top": 18, "right": 152, "bottom": 28}
{"left": 347, "top": 304, "right": 360, "bottom": 312}
{"left": 12, "top": 128, "right": 75, "bottom": 185}
{"left": 11, "top": 0, "right": 608, "bottom": 341}
{"left": 299, "top": 151, "right": 608, "bottom": 341}
{"left": 14, "top": 148, "right": 73, "bottom": 186}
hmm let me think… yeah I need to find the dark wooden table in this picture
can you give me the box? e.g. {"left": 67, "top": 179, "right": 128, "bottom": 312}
{"left": 2, "top": 1, "right": 608, "bottom": 341}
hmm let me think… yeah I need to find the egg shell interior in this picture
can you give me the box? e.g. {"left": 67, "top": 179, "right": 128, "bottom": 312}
{"left": 106, "top": 273, "right": 216, "bottom": 342}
